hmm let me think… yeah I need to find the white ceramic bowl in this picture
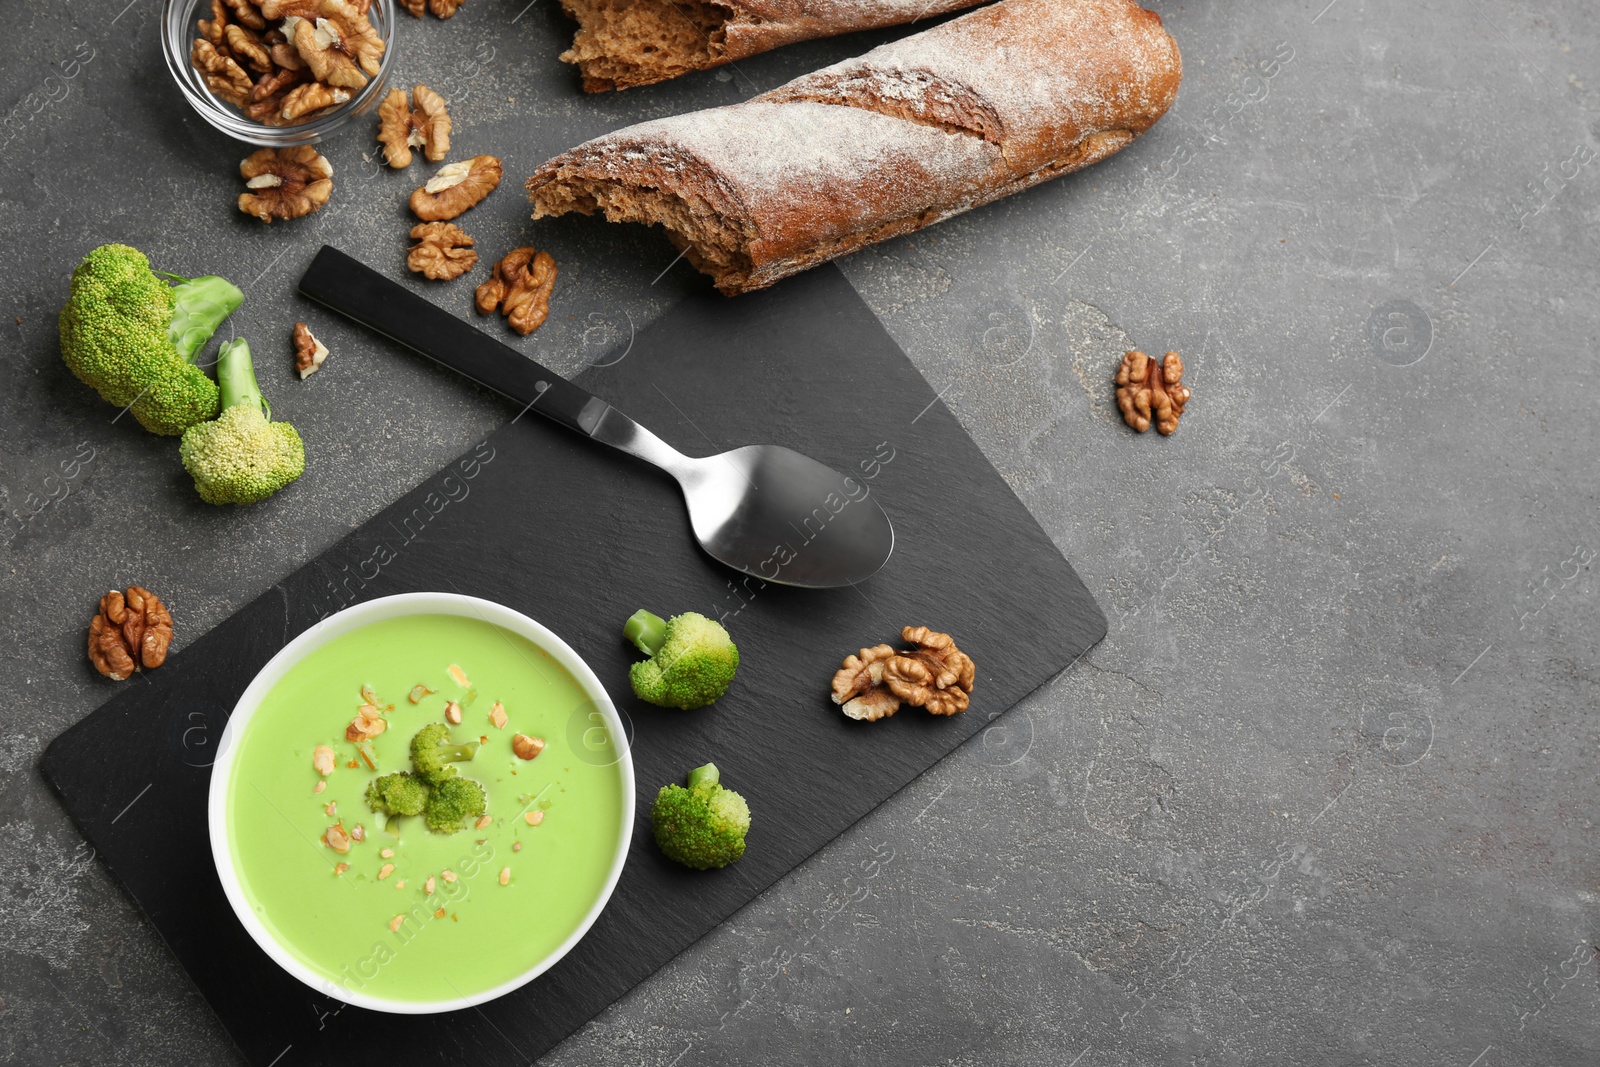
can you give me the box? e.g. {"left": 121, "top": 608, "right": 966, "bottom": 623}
{"left": 208, "top": 592, "right": 634, "bottom": 1014}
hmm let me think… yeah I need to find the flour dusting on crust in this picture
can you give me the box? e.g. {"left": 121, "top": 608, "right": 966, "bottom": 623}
{"left": 530, "top": 0, "right": 1182, "bottom": 293}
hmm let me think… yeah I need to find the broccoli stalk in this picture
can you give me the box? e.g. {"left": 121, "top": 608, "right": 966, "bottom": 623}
{"left": 161, "top": 270, "right": 247, "bottom": 363}
{"left": 178, "top": 338, "right": 305, "bottom": 505}
{"left": 623, "top": 610, "right": 739, "bottom": 710}
{"left": 651, "top": 762, "right": 750, "bottom": 870}
{"left": 59, "top": 244, "right": 242, "bottom": 435}
{"left": 216, "top": 334, "right": 267, "bottom": 411}
{"left": 624, "top": 610, "right": 669, "bottom": 656}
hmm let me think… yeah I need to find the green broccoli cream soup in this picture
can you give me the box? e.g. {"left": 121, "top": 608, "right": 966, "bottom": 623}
{"left": 225, "top": 613, "right": 626, "bottom": 1004}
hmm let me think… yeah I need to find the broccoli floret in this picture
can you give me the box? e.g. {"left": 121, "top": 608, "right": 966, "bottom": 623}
{"left": 409, "top": 722, "right": 479, "bottom": 785}
{"left": 623, "top": 610, "right": 739, "bottom": 709}
{"left": 58, "top": 243, "right": 242, "bottom": 435}
{"left": 365, "top": 772, "right": 428, "bottom": 817}
{"left": 651, "top": 763, "right": 750, "bottom": 870}
{"left": 424, "top": 776, "right": 487, "bottom": 834}
{"left": 178, "top": 337, "right": 305, "bottom": 505}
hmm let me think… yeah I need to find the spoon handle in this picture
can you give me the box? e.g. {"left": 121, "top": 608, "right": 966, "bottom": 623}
{"left": 298, "top": 245, "right": 610, "bottom": 437}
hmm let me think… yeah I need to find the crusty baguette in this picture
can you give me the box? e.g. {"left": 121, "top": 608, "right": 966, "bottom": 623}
{"left": 528, "top": 0, "right": 1181, "bottom": 295}
{"left": 559, "top": 0, "right": 989, "bottom": 92}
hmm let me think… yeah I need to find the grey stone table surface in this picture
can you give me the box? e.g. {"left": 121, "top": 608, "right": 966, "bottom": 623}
{"left": 2, "top": 1, "right": 1597, "bottom": 1064}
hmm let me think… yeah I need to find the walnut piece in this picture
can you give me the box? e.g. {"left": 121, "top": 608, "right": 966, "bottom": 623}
{"left": 830, "top": 644, "right": 900, "bottom": 721}
{"left": 324, "top": 821, "right": 351, "bottom": 853}
{"left": 279, "top": 80, "right": 350, "bottom": 121}
{"left": 409, "top": 155, "right": 502, "bottom": 221}
{"left": 397, "top": 0, "right": 425, "bottom": 14}
{"left": 192, "top": 38, "right": 253, "bottom": 107}
{"left": 88, "top": 586, "right": 173, "bottom": 681}
{"left": 512, "top": 734, "right": 545, "bottom": 760}
{"left": 238, "top": 145, "right": 333, "bottom": 222}
{"left": 345, "top": 705, "right": 387, "bottom": 742}
{"left": 288, "top": 1, "right": 384, "bottom": 90}
{"left": 377, "top": 84, "right": 451, "bottom": 169}
{"left": 829, "top": 627, "right": 975, "bottom": 721}
{"left": 313, "top": 744, "right": 337, "bottom": 775}
{"left": 1115, "top": 349, "right": 1190, "bottom": 436}
{"left": 293, "top": 322, "right": 329, "bottom": 378}
{"left": 475, "top": 247, "right": 558, "bottom": 335}
{"left": 407, "top": 222, "right": 477, "bottom": 280}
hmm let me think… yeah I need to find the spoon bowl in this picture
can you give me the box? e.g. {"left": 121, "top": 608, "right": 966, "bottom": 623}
{"left": 679, "top": 445, "right": 894, "bottom": 588}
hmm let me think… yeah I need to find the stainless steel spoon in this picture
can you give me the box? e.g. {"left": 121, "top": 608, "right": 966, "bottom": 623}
{"left": 299, "top": 246, "right": 894, "bottom": 588}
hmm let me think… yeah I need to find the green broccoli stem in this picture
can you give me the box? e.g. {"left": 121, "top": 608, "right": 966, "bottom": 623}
{"left": 441, "top": 742, "right": 478, "bottom": 762}
{"left": 215, "top": 337, "right": 267, "bottom": 415}
{"left": 625, "top": 610, "right": 668, "bottom": 656}
{"left": 158, "top": 273, "right": 244, "bottom": 364}
{"left": 688, "top": 763, "right": 720, "bottom": 789}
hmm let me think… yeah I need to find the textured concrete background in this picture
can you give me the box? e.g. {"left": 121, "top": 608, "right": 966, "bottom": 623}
{"left": 3, "top": 0, "right": 1598, "bottom": 1064}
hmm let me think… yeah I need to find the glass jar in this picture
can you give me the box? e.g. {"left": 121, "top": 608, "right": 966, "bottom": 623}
{"left": 161, "top": 0, "right": 396, "bottom": 147}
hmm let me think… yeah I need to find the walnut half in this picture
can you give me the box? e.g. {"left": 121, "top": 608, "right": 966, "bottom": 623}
{"left": 397, "top": 0, "right": 467, "bottom": 17}
{"left": 88, "top": 586, "right": 174, "bottom": 681}
{"left": 407, "top": 222, "right": 477, "bottom": 280}
{"left": 829, "top": 627, "right": 975, "bottom": 721}
{"left": 224, "top": 23, "right": 273, "bottom": 73}
{"left": 475, "top": 247, "right": 558, "bottom": 335}
{"left": 831, "top": 644, "right": 900, "bottom": 721}
{"left": 410, "top": 155, "right": 501, "bottom": 222}
{"left": 224, "top": 0, "right": 269, "bottom": 29}
{"left": 287, "top": 1, "right": 384, "bottom": 90}
{"left": 238, "top": 145, "right": 333, "bottom": 222}
{"left": 279, "top": 80, "right": 351, "bottom": 121}
{"left": 377, "top": 84, "right": 450, "bottom": 168}
{"left": 1115, "top": 350, "right": 1189, "bottom": 436}
{"left": 191, "top": 38, "right": 253, "bottom": 107}
{"left": 883, "top": 626, "right": 976, "bottom": 716}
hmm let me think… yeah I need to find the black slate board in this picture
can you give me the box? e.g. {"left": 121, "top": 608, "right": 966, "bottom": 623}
{"left": 42, "top": 264, "right": 1105, "bottom": 1066}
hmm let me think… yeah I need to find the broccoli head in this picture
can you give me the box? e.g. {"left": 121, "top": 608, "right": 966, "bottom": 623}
{"left": 424, "top": 776, "right": 488, "bottom": 834}
{"left": 651, "top": 763, "right": 750, "bottom": 870}
{"left": 178, "top": 337, "right": 305, "bottom": 505}
{"left": 409, "top": 722, "right": 479, "bottom": 785}
{"left": 623, "top": 610, "right": 739, "bottom": 709}
{"left": 59, "top": 243, "right": 242, "bottom": 435}
{"left": 365, "top": 771, "right": 428, "bottom": 817}
{"left": 361, "top": 728, "right": 487, "bottom": 836}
